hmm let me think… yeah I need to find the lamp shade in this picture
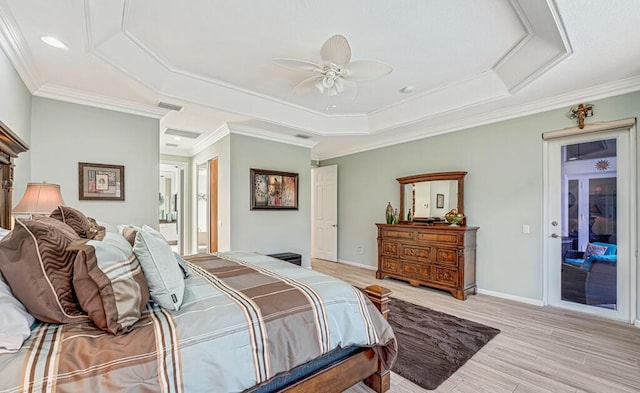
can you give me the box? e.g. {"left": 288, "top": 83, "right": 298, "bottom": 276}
{"left": 13, "top": 182, "right": 65, "bottom": 215}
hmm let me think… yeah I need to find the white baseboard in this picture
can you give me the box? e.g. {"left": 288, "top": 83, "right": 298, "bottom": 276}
{"left": 337, "top": 259, "right": 377, "bottom": 271}
{"left": 477, "top": 288, "right": 545, "bottom": 307}
{"left": 635, "top": 319, "right": 640, "bottom": 328}
{"left": 333, "top": 262, "right": 545, "bottom": 306}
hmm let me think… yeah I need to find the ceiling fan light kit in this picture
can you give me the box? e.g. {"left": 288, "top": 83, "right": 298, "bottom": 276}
{"left": 274, "top": 34, "right": 392, "bottom": 98}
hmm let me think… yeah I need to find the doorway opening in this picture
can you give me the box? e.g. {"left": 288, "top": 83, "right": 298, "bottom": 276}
{"left": 196, "top": 158, "right": 218, "bottom": 253}
{"left": 159, "top": 163, "right": 183, "bottom": 254}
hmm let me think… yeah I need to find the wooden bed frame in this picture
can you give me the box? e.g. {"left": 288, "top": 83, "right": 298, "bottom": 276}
{"left": 0, "top": 122, "right": 392, "bottom": 393}
{"left": 0, "top": 121, "right": 28, "bottom": 230}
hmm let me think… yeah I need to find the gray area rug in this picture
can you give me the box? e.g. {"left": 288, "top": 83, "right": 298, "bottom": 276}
{"left": 387, "top": 296, "right": 500, "bottom": 390}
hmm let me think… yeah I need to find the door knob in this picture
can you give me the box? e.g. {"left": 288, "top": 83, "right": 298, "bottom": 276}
{"left": 551, "top": 233, "right": 560, "bottom": 238}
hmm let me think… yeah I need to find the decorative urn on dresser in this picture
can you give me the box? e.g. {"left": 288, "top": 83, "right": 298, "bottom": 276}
{"left": 376, "top": 171, "right": 478, "bottom": 300}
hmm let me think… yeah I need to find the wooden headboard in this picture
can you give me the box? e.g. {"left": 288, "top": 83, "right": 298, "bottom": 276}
{"left": 0, "top": 121, "right": 29, "bottom": 229}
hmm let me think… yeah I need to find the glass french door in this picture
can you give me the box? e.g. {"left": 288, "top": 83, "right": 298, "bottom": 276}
{"left": 545, "top": 128, "right": 632, "bottom": 321}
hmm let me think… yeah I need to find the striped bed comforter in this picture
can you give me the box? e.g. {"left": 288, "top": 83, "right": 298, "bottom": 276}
{"left": 0, "top": 251, "right": 397, "bottom": 393}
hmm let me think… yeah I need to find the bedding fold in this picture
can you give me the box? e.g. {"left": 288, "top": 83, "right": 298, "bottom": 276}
{"left": 0, "top": 251, "right": 396, "bottom": 393}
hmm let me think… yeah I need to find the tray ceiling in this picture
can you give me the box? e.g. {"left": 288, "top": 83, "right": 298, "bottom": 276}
{"left": 1, "top": 0, "right": 640, "bottom": 159}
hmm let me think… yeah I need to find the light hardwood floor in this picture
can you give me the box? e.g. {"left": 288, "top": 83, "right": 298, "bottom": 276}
{"left": 311, "top": 259, "right": 640, "bottom": 393}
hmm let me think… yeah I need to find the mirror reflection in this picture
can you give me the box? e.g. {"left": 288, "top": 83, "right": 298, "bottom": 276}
{"left": 404, "top": 180, "right": 459, "bottom": 219}
{"left": 159, "top": 166, "right": 178, "bottom": 222}
{"left": 397, "top": 171, "right": 466, "bottom": 222}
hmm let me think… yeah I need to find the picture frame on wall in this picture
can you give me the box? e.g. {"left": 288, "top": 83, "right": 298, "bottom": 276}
{"left": 436, "top": 193, "right": 445, "bottom": 209}
{"left": 250, "top": 168, "right": 298, "bottom": 210}
{"left": 79, "top": 162, "right": 125, "bottom": 201}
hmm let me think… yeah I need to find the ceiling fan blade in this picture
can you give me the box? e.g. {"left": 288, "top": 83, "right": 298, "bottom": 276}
{"left": 320, "top": 35, "right": 351, "bottom": 66}
{"left": 294, "top": 75, "right": 322, "bottom": 95}
{"left": 346, "top": 60, "right": 393, "bottom": 81}
{"left": 273, "top": 58, "right": 322, "bottom": 72}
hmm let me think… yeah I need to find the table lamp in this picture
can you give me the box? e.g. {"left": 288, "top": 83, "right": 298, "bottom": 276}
{"left": 13, "top": 182, "right": 65, "bottom": 217}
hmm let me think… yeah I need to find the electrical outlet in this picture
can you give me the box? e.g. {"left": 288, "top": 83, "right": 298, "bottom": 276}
{"left": 522, "top": 224, "right": 530, "bottom": 234}
{"left": 357, "top": 246, "right": 364, "bottom": 254}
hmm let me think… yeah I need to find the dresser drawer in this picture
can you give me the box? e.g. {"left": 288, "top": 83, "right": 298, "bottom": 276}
{"left": 400, "top": 244, "right": 434, "bottom": 263}
{"left": 381, "top": 257, "right": 400, "bottom": 273}
{"left": 376, "top": 223, "right": 477, "bottom": 300}
{"left": 435, "top": 248, "right": 458, "bottom": 266}
{"left": 381, "top": 241, "right": 399, "bottom": 256}
{"left": 416, "top": 231, "right": 461, "bottom": 245}
{"left": 380, "top": 228, "right": 415, "bottom": 241}
{"left": 401, "top": 262, "right": 431, "bottom": 280}
{"left": 435, "top": 267, "right": 458, "bottom": 286}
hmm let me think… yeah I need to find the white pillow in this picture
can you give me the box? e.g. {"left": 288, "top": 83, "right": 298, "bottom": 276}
{"left": 0, "top": 227, "right": 10, "bottom": 240}
{"left": 133, "top": 225, "right": 184, "bottom": 311}
{"left": 97, "top": 220, "right": 117, "bottom": 233}
{"left": 0, "top": 272, "right": 35, "bottom": 353}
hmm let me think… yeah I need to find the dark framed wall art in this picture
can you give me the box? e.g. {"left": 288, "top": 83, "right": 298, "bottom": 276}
{"left": 250, "top": 168, "right": 298, "bottom": 210}
{"left": 79, "top": 162, "right": 125, "bottom": 201}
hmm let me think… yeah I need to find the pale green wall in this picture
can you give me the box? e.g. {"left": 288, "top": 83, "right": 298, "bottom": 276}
{"left": 0, "top": 46, "right": 31, "bottom": 201}
{"left": 190, "top": 135, "right": 231, "bottom": 253}
{"left": 30, "top": 97, "right": 159, "bottom": 227}
{"left": 323, "top": 91, "right": 640, "bottom": 309}
{"left": 230, "top": 134, "right": 312, "bottom": 267}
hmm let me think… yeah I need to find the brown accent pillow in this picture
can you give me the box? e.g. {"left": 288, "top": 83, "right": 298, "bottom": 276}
{"left": 50, "top": 206, "right": 96, "bottom": 239}
{"left": 118, "top": 225, "right": 139, "bottom": 246}
{"left": 0, "top": 219, "right": 87, "bottom": 323}
{"left": 32, "top": 215, "right": 79, "bottom": 239}
{"left": 69, "top": 238, "right": 150, "bottom": 334}
{"left": 88, "top": 217, "right": 106, "bottom": 241}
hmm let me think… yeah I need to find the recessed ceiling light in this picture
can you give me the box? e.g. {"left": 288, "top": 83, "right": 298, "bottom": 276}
{"left": 173, "top": 136, "right": 182, "bottom": 141}
{"left": 400, "top": 86, "right": 414, "bottom": 94}
{"left": 40, "top": 36, "right": 67, "bottom": 49}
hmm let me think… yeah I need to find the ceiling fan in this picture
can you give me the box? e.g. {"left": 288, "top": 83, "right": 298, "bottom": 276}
{"left": 273, "top": 34, "right": 392, "bottom": 98}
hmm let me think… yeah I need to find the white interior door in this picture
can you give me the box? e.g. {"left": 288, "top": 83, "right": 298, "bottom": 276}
{"left": 544, "top": 122, "right": 635, "bottom": 322}
{"left": 312, "top": 165, "right": 338, "bottom": 261}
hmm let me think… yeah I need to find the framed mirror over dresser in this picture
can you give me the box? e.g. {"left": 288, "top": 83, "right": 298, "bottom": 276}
{"left": 376, "top": 171, "right": 478, "bottom": 300}
{"left": 0, "top": 121, "right": 29, "bottom": 229}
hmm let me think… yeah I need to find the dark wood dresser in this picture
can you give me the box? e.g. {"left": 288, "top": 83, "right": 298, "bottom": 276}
{"left": 376, "top": 223, "right": 478, "bottom": 300}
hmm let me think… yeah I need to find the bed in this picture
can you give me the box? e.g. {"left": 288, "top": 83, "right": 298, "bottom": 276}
{"left": 0, "top": 123, "right": 396, "bottom": 393}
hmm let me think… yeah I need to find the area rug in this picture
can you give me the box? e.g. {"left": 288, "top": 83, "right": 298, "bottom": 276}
{"left": 386, "top": 296, "right": 500, "bottom": 390}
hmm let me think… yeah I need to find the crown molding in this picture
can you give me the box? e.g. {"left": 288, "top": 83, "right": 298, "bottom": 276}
{"left": 229, "top": 123, "right": 317, "bottom": 149}
{"left": 316, "top": 75, "right": 640, "bottom": 161}
{"left": 99, "top": 0, "right": 571, "bottom": 135}
{"left": 189, "top": 123, "right": 231, "bottom": 156}
{"left": 170, "top": 122, "right": 317, "bottom": 157}
{"left": 0, "top": 1, "right": 41, "bottom": 92}
{"left": 34, "top": 84, "right": 170, "bottom": 118}
{"left": 495, "top": 0, "right": 573, "bottom": 94}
